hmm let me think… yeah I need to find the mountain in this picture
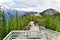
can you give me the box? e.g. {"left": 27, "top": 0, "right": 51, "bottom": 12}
{"left": 5, "top": 11, "right": 13, "bottom": 20}
{"left": 41, "top": 8, "right": 59, "bottom": 15}
{"left": 4, "top": 10, "right": 28, "bottom": 20}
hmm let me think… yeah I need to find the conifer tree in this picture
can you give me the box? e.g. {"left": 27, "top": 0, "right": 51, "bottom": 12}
{"left": 2, "top": 11, "right": 6, "bottom": 37}
{"left": 16, "top": 11, "right": 18, "bottom": 29}
{"left": 0, "top": 10, "right": 3, "bottom": 40}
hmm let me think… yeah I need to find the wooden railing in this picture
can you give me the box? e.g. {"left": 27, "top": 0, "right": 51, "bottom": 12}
{"left": 3, "top": 30, "right": 60, "bottom": 40}
{"left": 3, "top": 31, "right": 12, "bottom": 40}
{"left": 3, "top": 30, "right": 46, "bottom": 40}
{"left": 12, "top": 30, "right": 41, "bottom": 39}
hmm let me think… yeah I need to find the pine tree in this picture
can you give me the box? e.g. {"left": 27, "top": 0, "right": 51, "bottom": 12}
{"left": 16, "top": 11, "right": 18, "bottom": 30}
{"left": 2, "top": 11, "right": 6, "bottom": 37}
{"left": 0, "top": 10, "right": 4, "bottom": 40}
{"left": 0, "top": 11, "right": 6, "bottom": 40}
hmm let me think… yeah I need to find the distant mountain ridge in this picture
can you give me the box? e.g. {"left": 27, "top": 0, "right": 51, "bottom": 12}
{"left": 3, "top": 9, "right": 37, "bottom": 20}
{"left": 41, "top": 8, "right": 59, "bottom": 15}
{"left": 3, "top": 8, "right": 60, "bottom": 20}
{"left": 4, "top": 11, "right": 28, "bottom": 20}
{"left": 0, "top": 6, "right": 60, "bottom": 20}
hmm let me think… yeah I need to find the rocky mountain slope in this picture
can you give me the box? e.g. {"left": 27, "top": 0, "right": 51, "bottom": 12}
{"left": 41, "top": 8, "right": 59, "bottom": 15}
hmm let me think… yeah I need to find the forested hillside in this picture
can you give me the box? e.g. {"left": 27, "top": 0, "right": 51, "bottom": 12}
{"left": 0, "top": 10, "right": 60, "bottom": 40}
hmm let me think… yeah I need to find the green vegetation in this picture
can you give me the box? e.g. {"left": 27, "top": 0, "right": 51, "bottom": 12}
{"left": 0, "top": 11, "right": 60, "bottom": 40}
{"left": 0, "top": 11, "right": 6, "bottom": 40}
{"left": 36, "top": 13, "right": 60, "bottom": 31}
{"left": 6, "top": 13, "right": 34, "bottom": 34}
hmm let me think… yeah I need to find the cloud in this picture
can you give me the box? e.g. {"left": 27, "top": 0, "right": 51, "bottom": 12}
{"left": 0, "top": 0, "right": 60, "bottom": 12}
{"left": 0, "top": 0, "right": 12, "bottom": 3}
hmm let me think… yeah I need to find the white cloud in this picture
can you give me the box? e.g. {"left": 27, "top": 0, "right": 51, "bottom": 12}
{"left": 0, "top": 0, "right": 60, "bottom": 12}
{"left": 0, "top": 0, "right": 12, "bottom": 3}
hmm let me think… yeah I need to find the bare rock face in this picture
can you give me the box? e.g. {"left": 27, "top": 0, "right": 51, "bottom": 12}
{"left": 42, "top": 8, "right": 59, "bottom": 15}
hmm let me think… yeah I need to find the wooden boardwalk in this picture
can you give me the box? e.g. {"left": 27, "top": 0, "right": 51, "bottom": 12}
{"left": 3, "top": 21, "right": 60, "bottom": 40}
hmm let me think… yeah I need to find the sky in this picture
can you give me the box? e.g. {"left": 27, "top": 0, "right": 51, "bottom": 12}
{"left": 0, "top": 0, "right": 60, "bottom": 12}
